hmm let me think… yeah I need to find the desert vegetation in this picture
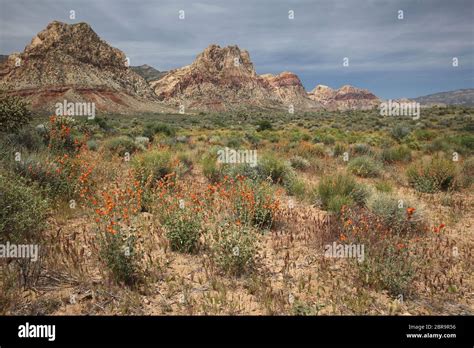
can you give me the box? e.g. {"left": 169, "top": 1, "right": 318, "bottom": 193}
{"left": 0, "top": 99, "right": 473, "bottom": 315}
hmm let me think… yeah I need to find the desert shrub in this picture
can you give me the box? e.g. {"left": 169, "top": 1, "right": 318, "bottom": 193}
{"left": 6, "top": 126, "right": 45, "bottom": 151}
{"left": 86, "top": 139, "right": 98, "bottom": 151}
{"left": 290, "top": 155, "right": 310, "bottom": 171}
{"left": 256, "top": 120, "right": 273, "bottom": 132}
{"left": 0, "top": 173, "right": 49, "bottom": 243}
{"left": 257, "top": 153, "right": 292, "bottom": 184}
{"left": 162, "top": 207, "right": 203, "bottom": 253}
{"left": 366, "top": 192, "right": 426, "bottom": 235}
{"left": 406, "top": 155, "right": 458, "bottom": 193}
{"left": 201, "top": 152, "right": 224, "bottom": 183}
{"left": 143, "top": 122, "right": 176, "bottom": 139}
{"left": 347, "top": 156, "right": 382, "bottom": 178}
{"left": 134, "top": 136, "right": 150, "bottom": 149}
{"left": 374, "top": 180, "right": 393, "bottom": 193}
{"left": 317, "top": 173, "right": 368, "bottom": 212}
{"left": 459, "top": 157, "right": 474, "bottom": 188}
{"left": 313, "top": 133, "right": 335, "bottom": 145}
{"left": 381, "top": 145, "right": 412, "bottom": 163}
{"left": 231, "top": 178, "right": 278, "bottom": 230}
{"left": 351, "top": 143, "right": 372, "bottom": 156}
{"left": 333, "top": 142, "right": 346, "bottom": 157}
{"left": 132, "top": 150, "right": 173, "bottom": 185}
{"left": 47, "top": 116, "right": 77, "bottom": 154}
{"left": 210, "top": 223, "right": 258, "bottom": 276}
{"left": 295, "top": 141, "right": 326, "bottom": 158}
{"left": 0, "top": 93, "right": 32, "bottom": 133}
{"left": 390, "top": 125, "right": 411, "bottom": 141}
{"left": 284, "top": 174, "right": 306, "bottom": 198}
{"left": 226, "top": 136, "right": 242, "bottom": 148}
{"left": 99, "top": 229, "right": 142, "bottom": 286}
{"left": 104, "top": 136, "right": 140, "bottom": 157}
{"left": 14, "top": 154, "right": 76, "bottom": 199}
{"left": 339, "top": 207, "right": 417, "bottom": 296}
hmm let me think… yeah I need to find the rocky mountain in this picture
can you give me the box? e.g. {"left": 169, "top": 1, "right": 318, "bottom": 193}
{"left": 150, "top": 44, "right": 279, "bottom": 111}
{"left": 151, "top": 44, "right": 320, "bottom": 111}
{"left": 0, "top": 21, "right": 160, "bottom": 113}
{"left": 260, "top": 72, "right": 320, "bottom": 109}
{"left": 413, "top": 89, "right": 474, "bottom": 106}
{"left": 308, "top": 84, "right": 380, "bottom": 111}
{"left": 131, "top": 64, "right": 167, "bottom": 82}
{"left": 0, "top": 55, "right": 8, "bottom": 64}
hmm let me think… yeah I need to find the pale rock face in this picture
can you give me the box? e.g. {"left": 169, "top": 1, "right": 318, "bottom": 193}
{"left": 260, "top": 72, "right": 320, "bottom": 109}
{"left": 151, "top": 44, "right": 284, "bottom": 111}
{"left": 0, "top": 21, "right": 158, "bottom": 113}
{"left": 308, "top": 84, "right": 379, "bottom": 110}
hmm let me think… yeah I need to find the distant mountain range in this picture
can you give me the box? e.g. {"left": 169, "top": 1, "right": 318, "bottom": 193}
{"left": 0, "top": 21, "right": 472, "bottom": 113}
{"left": 131, "top": 64, "right": 167, "bottom": 82}
{"left": 413, "top": 89, "right": 474, "bottom": 106}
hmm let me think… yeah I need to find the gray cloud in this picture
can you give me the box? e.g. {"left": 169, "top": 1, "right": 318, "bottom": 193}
{"left": 0, "top": 0, "right": 473, "bottom": 98}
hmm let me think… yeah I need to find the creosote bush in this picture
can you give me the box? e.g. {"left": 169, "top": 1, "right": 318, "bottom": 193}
{"left": 406, "top": 155, "right": 458, "bottom": 193}
{"left": 0, "top": 173, "right": 49, "bottom": 243}
{"left": 347, "top": 156, "right": 382, "bottom": 178}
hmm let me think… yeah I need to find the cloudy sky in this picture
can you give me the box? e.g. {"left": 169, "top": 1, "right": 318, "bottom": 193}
{"left": 1, "top": 0, "right": 473, "bottom": 98}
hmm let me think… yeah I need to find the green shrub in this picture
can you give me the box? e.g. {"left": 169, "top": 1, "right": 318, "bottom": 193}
{"left": 367, "top": 192, "right": 425, "bottom": 235}
{"left": 406, "top": 155, "right": 458, "bottom": 193}
{"left": 0, "top": 173, "right": 49, "bottom": 243}
{"left": 6, "top": 126, "right": 45, "bottom": 151}
{"left": 290, "top": 155, "right": 310, "bottom": 171}
{"left": 211, "top": 223, "right": 258, "bottom": 276}
{"left": 390, "top": 125, "right": 411, "bottom": 141}
{"left": 256, "top": 120, "right": 273, "bottom": 132}
{"left": 143, "top": 122, "right": 176, "bottom": 139}
{"left": 333, "top": 142, "right": 346, "bottom": 157}
{"left": 99, "top": 229, "right": 142, "bottom": 286}
{"left": 374, "top": 180, "right": 393, "bottom": 193}
{"left": 257, "top": 153, "right": 292, "bottom": 184}
{"left": 459, "top": 157, "right": 474, "bottom": 188}
{"left": 351, "top": 143, "right": 372, "bottom": 156}
{"left": 132, "top": 150, "right": 173, "bottom": 186}
{"left": 86, "top": 139, "right": 98, "bottom": 151}
{"left": 104, "top": 136, "right": 140, "bottom": 157}
{"left": 163, "top": 208, "right": 203, "bottom": 253}
{"left": 201, "top": 152, "right": 223, "bottom": 183}
{"left": 0, "top": 93, "right": 32, "bottom": 133}
{"left": 381, "top": 145, "right": 412, "bottom": 163}
{"left": 317, "top": 173, "right": 368, "bottom": 212}
{"left": 14, "top": 154, "right": 76, "bottom": 199}
{"left": 348, "top": 156, "right": 382, "bottom": 178}
{"left": 231, "top": 178, "right": 276, "bottom": 230}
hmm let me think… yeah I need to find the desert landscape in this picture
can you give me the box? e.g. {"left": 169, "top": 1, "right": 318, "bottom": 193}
{"left": 0, "top": 10, "right": 473, "bottom": 317}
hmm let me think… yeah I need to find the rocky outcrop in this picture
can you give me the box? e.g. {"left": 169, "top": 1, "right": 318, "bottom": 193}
{"left": 0, "top": 21, "right": 160, "bottom": 113}
{"left": 151, "top": 44, "right": 288, "bottom": 111}
{"left": 131, "top": 64, "right": 167, "bottom": 82}
{"left": 308, "top": 84, "right": 380, "bottom": 110}
{"left": 260, "top": 72, "right": 320, "bottom": 109}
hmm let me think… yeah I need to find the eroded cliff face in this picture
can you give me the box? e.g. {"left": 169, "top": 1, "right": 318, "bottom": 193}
{"left": 308, "top": 84, "right": 380, "bottom": 111}
{"left": 0, "top": 21, "right": 159, "bottom": 113}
